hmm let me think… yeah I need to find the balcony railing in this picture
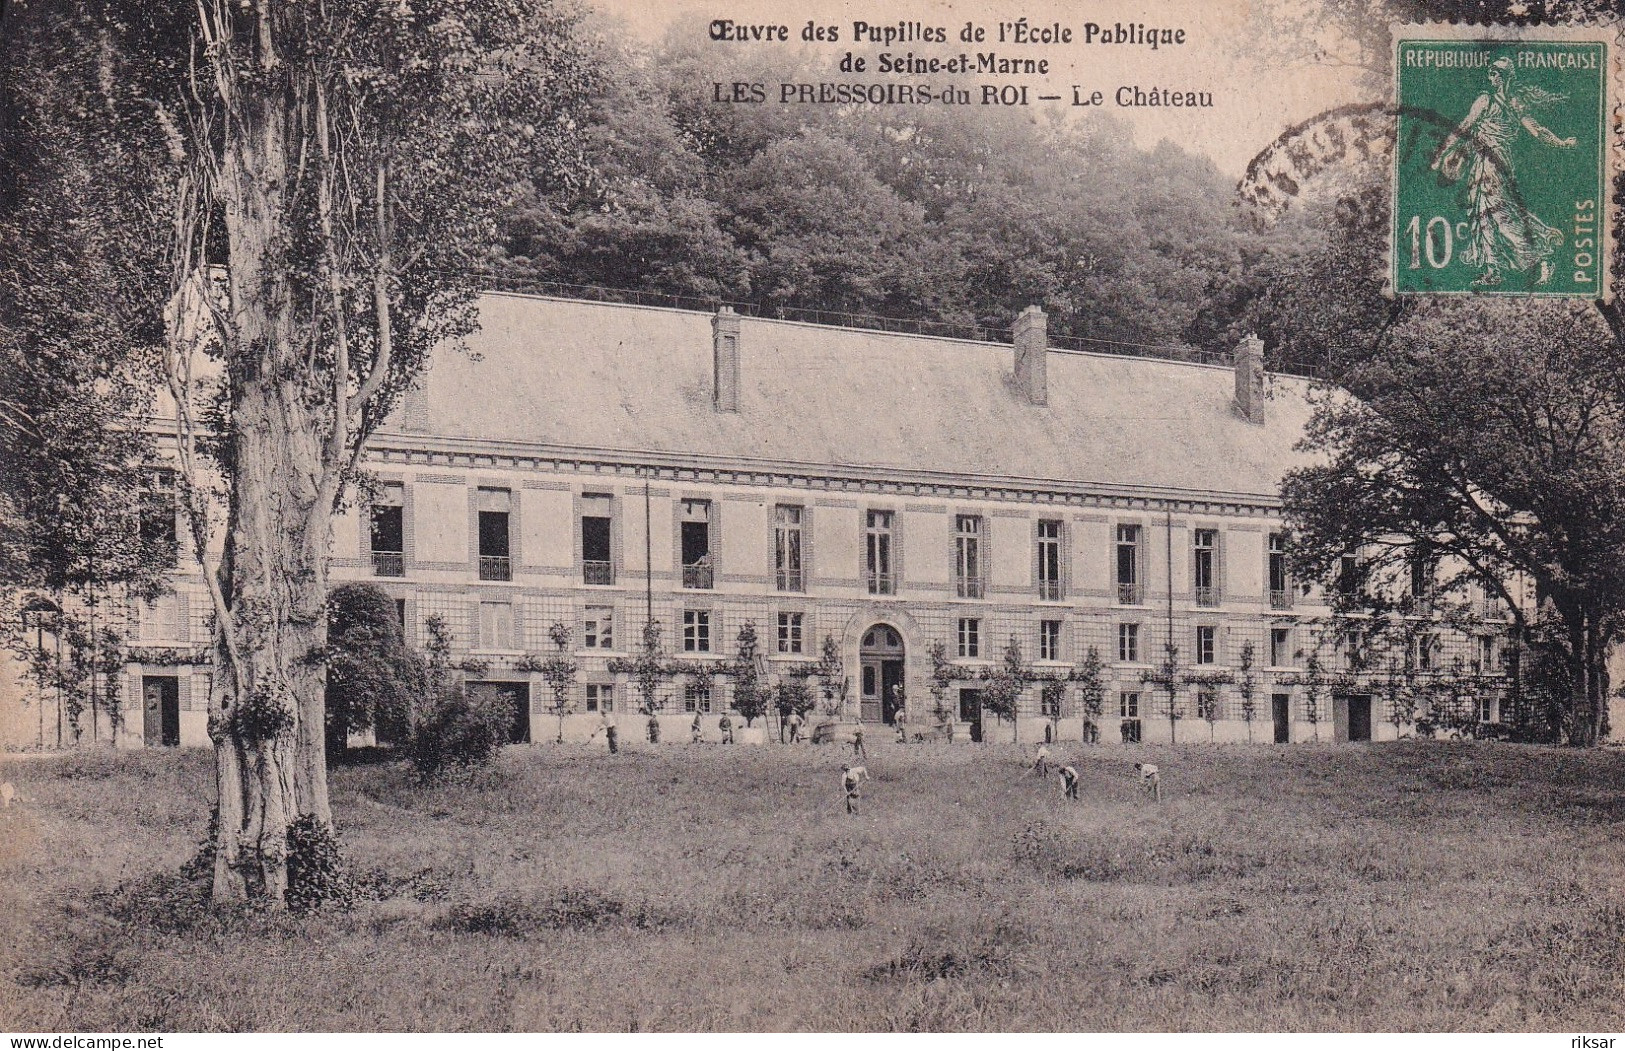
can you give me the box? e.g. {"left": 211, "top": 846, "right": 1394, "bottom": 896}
{"left": 867, "top": 571, "right": 894, "bottom": 595}
{"left": 776, "top": 568, "right": 804, "bottom": 592}
{"left": 478, "top": 555, "right": 511, "bottom": 581}
{"left": 1195, "top": 586, "right": 1221, "bottom": 607}
{"left": 682, "top": 564, "right": 713, "bottom": 589}
{"left": 371, "top": 550, "right": 404, "bottom": 577}
{"left": 1117, "top": 582, "right": 1144, "bottom": 605}
{"left": 1269, "top": 588, "right": 1293, "bottom": 610}
{"left": 1038, "top": 579, "right": 1062, "bottom": 602}
{"left": 956, "top": 577, "right": 985, "bottom": 599}
{"left": 583, "top": 560, "right": 613, "bottom": 585}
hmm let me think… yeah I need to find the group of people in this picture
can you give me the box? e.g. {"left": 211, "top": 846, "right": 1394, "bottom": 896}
{"left": 1031, "top": 743, "right": 1160, "bottom": 803}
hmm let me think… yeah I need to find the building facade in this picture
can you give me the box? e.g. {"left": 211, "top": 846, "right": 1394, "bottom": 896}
{"left": 5, "top": 292, "right": 1519, "bottom": 749}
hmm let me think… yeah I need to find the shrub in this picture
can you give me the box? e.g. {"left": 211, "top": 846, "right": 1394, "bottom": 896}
{"left": 286, "top": 814, "right": 354, "bottom": 914}
{"left": 406, "top": 686, "right": 510, "bottom": 782}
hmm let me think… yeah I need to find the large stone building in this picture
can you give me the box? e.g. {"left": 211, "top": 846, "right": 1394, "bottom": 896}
{"left": 5, "top": 292, "right": 1518, "bottom": 750}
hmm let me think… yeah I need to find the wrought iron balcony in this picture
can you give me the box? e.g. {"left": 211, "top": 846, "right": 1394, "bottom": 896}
{"left": 776, "top": 568, "right": 804, "bottom": 592}
{"left": 583, "top": 560, "right": 613, "bottom": 585}
{"left": 1038, "top": 579, "right": 1062, "bottom": 602}
{"left": 1269, "top": 588, "right": 1293, "bottom": 610}
{"left": 867, "top": 571, "right": 894, "bottom": 595}
{"left": 1195, "top": 586, "right": 1221, "bottom": 608}
{"left": 956, "top": 577, "right": 985, "bottom": 599}
{"left": 682, "top": 563, "right": 713, "bottom": 589}
{"left": 371, "top": 550, "right": 404, "bottom": 577}
{"left": 478, "top": 555, "right": 511, "bottom": 581}
{"left": 1117, "top": 582, "right": 1144, "bottom": 605}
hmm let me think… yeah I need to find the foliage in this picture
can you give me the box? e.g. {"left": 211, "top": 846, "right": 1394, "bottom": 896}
{"left": 531, "top": 622, "right": 578, "bottom": 744}
{"left": 1237, "top": 641, "right": 1260, "bottom": 741}
{"left": 1141, "top": 643, "right": 1186, "bottom": 741}
{"left": 1074, "top": 646, "right": 1106, "bottom": 743}
{"left": 324, "top": 583, "right": 421, "bottom": 753}
{"left": 979, "top": 637, "right": 1030, "bottom": 734}
{"left": 773, "top": 677, "right": 816, "bottom": 721}
{"left": 285, "top": 815, "right": 353, "bottom": 915}
{"left": 815, "top": 634, "right": 848, "bottom": 718}
{"left": 405, "top": 614, "right": 509, "bottom": 782}
{"left": 730, "top": 622, "right": 766, "bottom": 726}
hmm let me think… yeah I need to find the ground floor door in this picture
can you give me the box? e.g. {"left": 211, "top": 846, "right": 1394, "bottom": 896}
{"left": 142, "top": 676, "right": 180, "bottom": 747}
{"left": 1346, "top": 694, "right": 1372, "bottom": 742}
{"left": 860, "top": 660, "right": 883, "bottom": 723}
{"left": 469, "top": 681, "right": 531, "bottom": 743}
{"left": 859, "top": 623, "right": 905, "bottom": 723}
{"left": 1272, "top": 693, "right": 1291, "bottom": 744}
{"left": 960, "top": 687, "right": 983, "bottom": 743}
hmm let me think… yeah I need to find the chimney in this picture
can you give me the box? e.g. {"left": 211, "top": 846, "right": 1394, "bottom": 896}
{"left": 1233, "top": 333, "right": 1266, "bottom": 424}
{"left": 1013, "top": 305, "right": 1047, "bottom": 406}
{"left": 712, "top": 306, "right": 741, "bottom": 413}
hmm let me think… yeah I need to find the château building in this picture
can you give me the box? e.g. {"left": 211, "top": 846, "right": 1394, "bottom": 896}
{"left": 4, "top": 292, "right": 1520, "bottom": 750}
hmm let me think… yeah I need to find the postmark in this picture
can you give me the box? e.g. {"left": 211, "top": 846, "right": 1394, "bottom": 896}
{"left": 1391, "top": 24, "right": 1616, "bottom": 299}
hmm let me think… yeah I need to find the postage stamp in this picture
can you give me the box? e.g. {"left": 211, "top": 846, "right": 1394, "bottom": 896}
{"left": 1391, "top": 24, "right": 1616, "bottom": 299}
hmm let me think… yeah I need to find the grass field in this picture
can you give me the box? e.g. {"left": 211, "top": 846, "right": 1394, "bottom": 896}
{"left": 2, "top": 739, "right": 1624, "bottom": 1032}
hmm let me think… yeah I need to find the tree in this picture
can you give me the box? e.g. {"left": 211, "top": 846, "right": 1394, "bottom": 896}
{"left": 979, "top": 637, "right": 1030, "bottom": 743}
{"left": 3, "top": 0, "right": 596, "bottom": 902}
{"left": 1141, "top": 643, "right": 1186, "bottom": 743}
{"left": 532, "top": 622, "right": 578, "bottom": 745}
{"left": 323, "top": 583, "right": 418, "bottom": 756}
{"left": 729, "top": 622, "right": 766, "bottom": 727}
{"left": 1237, "top": 641, "right": 1260, "bottom": 743}
{"left": 1075, "top": 647, "right": 1106, "bottom": 744}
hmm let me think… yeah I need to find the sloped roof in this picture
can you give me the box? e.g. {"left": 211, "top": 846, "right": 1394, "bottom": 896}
{"left": 389, "top": 292, "right": 1316, "bottom": 501}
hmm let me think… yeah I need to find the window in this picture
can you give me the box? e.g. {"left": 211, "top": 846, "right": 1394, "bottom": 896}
{"left": 955, "top": 515, "right": 984, "bottom": 598}
{"left": 683, "top": 610, "right": 711, "bottom": 653}
{"left": 1196, "top": 690, "right": 1219, "bottom": 720}
{"left": 1415, "top": 633, "right": 1436, "bottom": 672}
{"left": 1195, "top": 625, "right": 1217, "bottom": 665}
{"left": 584, "top": 607, "right": 614, "bottom": 649}
{"left": 774, "top": 505, "right": 804, "bottom": 591}
{"left": 1270, "top": 626, "right": 1292, "bottom": 668}
{"left": 1120, "top": 691, "right": 1142, "bottom": 743}
{"left": 684, "top": 682, "right": 712, "bottom": 713}
{"left": 866, "top": 510, "right": 895, "bottom": 595}
{"left": 1039, "top": 619, "right": 1062, "bottom": 662}
{"left": 1475, "top": 695, "right": 1495, "bottom": 723}
{"left": 581, "top": 494, "right": 613, "bottom": 585}
{"left": 1409, "top": 547, "right": 1436, "bottom": 604}
{"left": 1118, "top": 623, "right": 1140, "bottom": 663}
{"left": 1193, "top": 529, "right": 1219, "bottom": 606}
{"left": 1116, "top": 524, "right": 1142, "bottom": 604}
{"left": 957, "top": 617, "right": 981, "bottom": 658}
{"left": 1336, "top": 551, "right": 1361, "bottom": 597}
{"left": 1268, "top": 532, "right": 1291, "bottom": 609}
{"left": 139, "top": 468, "right": 179, "bottom": 567}
{"left": 681, "top": 499, "right": 713, "bottom": 589}
{"left": 477, "top": 488, "right": 512, "bottom": 581}
{"left": 1477, "top": 636, "right": 1496, "bottom": 674}
{"left": 585, "top": 683, "right": 614, "bottom": 713}
{"left": 777, "top": 611, "right": 804, "bottom": 655}
{"left": 370, "top": 482, "right": 405, "bottom": 577}
{"left": 478, "top": 601, "right": 514, "bottom": 650}
{"left": 1037, "top": 519, "right": 1063, "bottom": 600}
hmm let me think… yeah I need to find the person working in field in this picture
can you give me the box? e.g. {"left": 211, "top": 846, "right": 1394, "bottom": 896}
{"left": 718, "top": 712, "right": 735, "bottom": 744}
{"left": 851, "top": 725, "right": 866, "bottom": 758}
{"left": 786, "top": 709, "right": 804, "bottom": 744}
{"left": 894, "top": 705, "right": 908, "bottom": 744}
{"left": 1059, "top": 764, "right": 1080, "bottom": 801}
{"left": 690, "top": 711, "right": 704, "bottom": 744}
{"left": 842, "top": 763, "right": 868, "bottom": 814}
{"left": 594, "top": 708, "right": 619, "bottom": 754}
{"left": 1135, "top": 761, "right": 1160, "bottom": 803}
{"left": 1033, "top": 743, "right": 1051, "bottom": 777}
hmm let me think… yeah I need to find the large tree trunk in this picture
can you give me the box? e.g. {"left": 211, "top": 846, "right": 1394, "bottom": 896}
{"left": 205, "top": 42, "right": 334, "bottom": 905}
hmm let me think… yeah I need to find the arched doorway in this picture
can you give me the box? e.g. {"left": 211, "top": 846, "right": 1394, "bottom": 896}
{"left": 859, "top": 623, "right": 905, "bottom": 724}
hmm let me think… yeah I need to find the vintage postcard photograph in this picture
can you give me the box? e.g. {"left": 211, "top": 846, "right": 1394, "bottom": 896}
{"left": 1, "top": 0, "right": 1623, "bottom": 1037}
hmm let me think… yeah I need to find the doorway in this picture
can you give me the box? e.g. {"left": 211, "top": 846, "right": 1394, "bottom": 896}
{"left": 1344, "top": 694, "right": 1372, "bottom": 742}
{"left": 143, "top": 676, "right": 180, "bottom": 747}
{"left": 468, "top": 681, "right": 531, "bottom": 743}
{"left": 960, "top": 687, "right": 984, "bottom": 743}
{"left": 1271, "top": 692, "right": 1291, "bottom": 744}
{"left": 860, "top": 624, "right": 905, "bottom": 724}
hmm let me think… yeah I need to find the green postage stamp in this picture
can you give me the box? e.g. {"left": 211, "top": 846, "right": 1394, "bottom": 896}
{"left": 1392, "top": 24, "right": 1617, "bottom": 299}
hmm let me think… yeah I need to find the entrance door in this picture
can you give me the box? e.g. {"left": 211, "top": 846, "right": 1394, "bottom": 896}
{"left": 1271, "top": 692, "right": 1291, "bottom": 744}
{"left": 859, "top": 624, "right": 905, "bottom": 723}
{"left": 468, "top": 681, "right": 531, "bottom": 743}
{"left": 1347, "top": 694, "right": 1372, "bottom": 742}
{"left": 961, "top": 688, "right": 983, "bottom": 743}
{"left": 143, "top": 676, "right": 180, "bottom": 747}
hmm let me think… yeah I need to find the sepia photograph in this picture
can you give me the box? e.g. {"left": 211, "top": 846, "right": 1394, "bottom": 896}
{"left": 1, "top": 0, "right": 1623, "bottom": 1036}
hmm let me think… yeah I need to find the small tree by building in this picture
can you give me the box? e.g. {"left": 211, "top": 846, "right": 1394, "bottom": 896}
{"left": 1075, "top": 646, "right": 1106, "bottom": 744}
{"left": 406, "top": 615, "right": 507, "bottom": 782}
{"left": 324, "top": 582, "right": 419, "bottom": 756}
{"left": 773, "top": 676, "right": 816, "bottom": 740}
{"left": 533, "top": 622, "right": 578, "bottom": 745}
{"left": 1141, "top": 643, "right": 1185, "bottom": 743}
{"left": 979, "top": 636, "right": 1030, "bottom": 743}
{"left": 1237, "top": 640, "right": 1259, "bottom": 743}
{"left": 730, "top": 622, "right": 767, "bottom": 726}
{"left": 814, "top": 634, "right": 848, "bottom": 718}
{"left": 926, "top": 640, "right": 963, "bottom": 740}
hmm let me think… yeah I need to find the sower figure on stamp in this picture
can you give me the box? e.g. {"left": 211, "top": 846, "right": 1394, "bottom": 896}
{"left": 1431, "top": 55, "right": 1575, "bottom": 288}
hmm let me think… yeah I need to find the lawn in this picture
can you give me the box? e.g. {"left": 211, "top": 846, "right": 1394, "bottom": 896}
{"left": 2, "top": 739, "right": 1623, "bottom": 1032}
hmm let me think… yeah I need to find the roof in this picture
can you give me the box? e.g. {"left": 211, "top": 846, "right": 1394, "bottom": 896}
{"left": 387, "top": 293, "right": 1317, "bottom": 501}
